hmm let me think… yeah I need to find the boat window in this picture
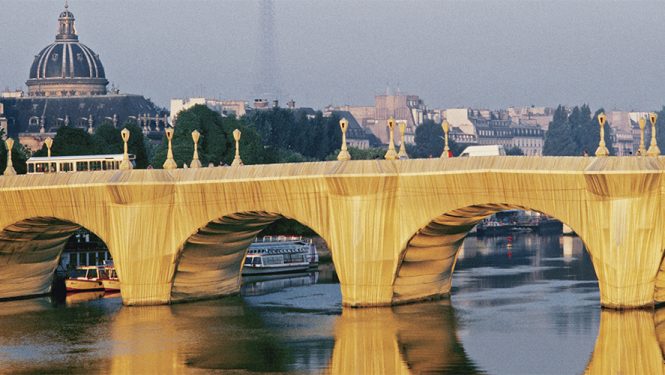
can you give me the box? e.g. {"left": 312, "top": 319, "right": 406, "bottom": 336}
{"left": 252, "top": 258, "right": 262, "bottom": 265}
{"left": 90, "top": 161, "right": 102, "bottom": 171}
{"left": 76, "top": 161, "right": 89, "bottom": 171}
{"left": 85, "top": 268, "right": 98, "bottom": 278}
{"left": 244, "top": 257, "right": 253, "bottom": 265}
{"left": 60, "top": 162, "right": 74, "bottom": 172}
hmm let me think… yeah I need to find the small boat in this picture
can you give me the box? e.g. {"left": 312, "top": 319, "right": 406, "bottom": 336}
{"left": 101, "top": 263, "right": 120, "bottom": 292}
{"left": 242, "top": 236, "right": 318, "bottom": 275}
{"left": 65, "top": 265, "right": 104, "bottom": 292}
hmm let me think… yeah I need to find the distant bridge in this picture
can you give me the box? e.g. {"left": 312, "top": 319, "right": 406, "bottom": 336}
{"left": 0, "top": 156, "right": 663, "bottom": 309}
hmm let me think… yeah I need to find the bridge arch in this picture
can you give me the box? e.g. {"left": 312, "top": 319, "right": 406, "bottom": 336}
{"left": 392, "top": 203, "right": 591, "bottom": 305}
{"left": 0, "top": 216, "right": 113, "bottom": 300}
{"left": 170, "top": 211, "right": 332, "bottom": 303}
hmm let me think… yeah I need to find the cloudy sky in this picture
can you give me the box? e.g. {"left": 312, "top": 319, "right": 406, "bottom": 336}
{"left": 1, "top": 0, "right": 664, "bottom": 111}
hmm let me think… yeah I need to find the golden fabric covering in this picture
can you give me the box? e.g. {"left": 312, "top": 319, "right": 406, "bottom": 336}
{"left": 0, "top": 156, "right": 663, "bottom": 308}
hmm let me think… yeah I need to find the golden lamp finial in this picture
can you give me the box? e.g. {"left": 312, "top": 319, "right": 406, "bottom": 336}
{"left": 337, "top": 118, "right": 351, "bottom": 161}
{"left": 594, "top": 112, "right": 609, "bottom": 157}
{"left": 44, "top": 137, "right": 53, "bottom": 158}
{"left": 163, "top": 127, "right": 177, "bottom": 169}
{"left": 384, "top": 117, "right": 397, "bottom": 160}
{"left": 119, "top": 128, "right": 132, "bottom": 170}
{"left": 397, "top": 121, "right": 408, "bottom": 159}
{"left": 231, "top": 129, "right": 243, "bottom": 166}
{"left": 190, "top": 130, "right": 202, "bottom": 168}
{"left": 647, "top": 112, "right": 661, "bottom": 156}
{"left": 3, "top": 138, "right": 16, "bottom": 176}
{"left": 441, "top": 120, "right": 451, "bottom": 158}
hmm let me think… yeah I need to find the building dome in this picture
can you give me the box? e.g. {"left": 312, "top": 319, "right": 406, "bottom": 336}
{"left": 26, "top": 3, "right": 108, "bottom": 97}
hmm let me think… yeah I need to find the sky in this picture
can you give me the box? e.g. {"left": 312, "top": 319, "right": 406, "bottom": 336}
{"left": 1, "top": 0, "right": 664, "bottom": 111}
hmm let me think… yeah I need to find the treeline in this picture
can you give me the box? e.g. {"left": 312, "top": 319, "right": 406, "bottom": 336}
{"left": 542, "top": 105, "right": 614, "bottom": 156}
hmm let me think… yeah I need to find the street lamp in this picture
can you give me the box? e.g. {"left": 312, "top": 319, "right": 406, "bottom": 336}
{"left": 595, "top": 113, "right": 609, "bottom": 157}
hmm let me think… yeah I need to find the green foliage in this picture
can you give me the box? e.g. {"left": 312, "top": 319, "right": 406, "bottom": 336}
{"left": 93, "top": 123, "right": 123, "bottom": 155}
{"left": 505, "top": 146, "right": 525, "bottom": 156}
{"left": 412, "top": 119, "right": 462, "bottom": 158}
{"left": 653, "top": 107, "right": 665, "bottom": 154}
{"left": 242, "top": 108, "right": 342, "bottom": 161}
{"left": 150, "top": 105, "right": 268, "bottom": 168}
{"left": 49, "top": 127, "right": 98, "bottom": 156}
{"left": 349, "top": 147, "right": 386, "bottom": 160}
{"left": 0, "top": 131, "right": 29, "bottom": 174}
{"left": 543, "top": 105, "right": 614, "bottom": 156}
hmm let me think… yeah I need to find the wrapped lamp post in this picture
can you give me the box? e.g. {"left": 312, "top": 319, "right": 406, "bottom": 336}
{"left": 337, "top": 118, "right": 351, "bottom": 161}
{"left": 190, "top": 130, "right": 202, "bottom": 168}
{"left": 163, "top": 127, "right": 177, "bottom": 169}
{"left": 384, "top": 117, "right": 397, "bottom": 160}
{"left": 231, "top": 129, "right": 243, "bottom": 166}
{"left": 119, "top": 128, "right": 132, "bottom": 170}
{"left": 398, "top": 121, "right": 408, "bottom": 159}
{"left": 647, "top": 112, "right": 660, "bottom": 157}
{"left": 3, "top": 138, "right": 16, "bottom": 176}
{"left": 441, "top": 120, "right": 451, "bottom": 158}
{"left": 595, "top": 113, "right": 609, "bottom": 157}
{"left": 44, "top": 137, "right": 53, "bottom": 158}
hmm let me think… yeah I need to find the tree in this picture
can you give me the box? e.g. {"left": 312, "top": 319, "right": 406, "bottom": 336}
{"left": 34, "top": 126, "right": 99, "bottom": 156}
{"left": 412, "top": 119, "right": 461, "bottom": 158}
{"left": 543, "top": 105, "right": 614, "bottom": 156}
{"left": 0, "top": 129, "right": 29, "bottom": 174}
{"left": 151, "top": 105, "right": 267, "bottom": 167}
{"left": 543, "top": 106, "right": 578, "bottom": 156}
{"left": 505, "top": 146, "right": 524, "bottom": 156}
{"left": 92, "top": 122, "right": 123, "bottom": 155}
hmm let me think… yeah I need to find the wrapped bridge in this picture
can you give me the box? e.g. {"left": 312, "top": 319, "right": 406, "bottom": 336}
{"left": 0, "top": 156, "right": 663, "bottom": 309}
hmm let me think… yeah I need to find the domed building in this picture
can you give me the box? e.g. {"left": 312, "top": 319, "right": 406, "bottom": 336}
{"left": 26, "top": 4, "right": 108, "bottom": 97}
{"left": 0, "top": 3, "right": 167, "bottom": 151}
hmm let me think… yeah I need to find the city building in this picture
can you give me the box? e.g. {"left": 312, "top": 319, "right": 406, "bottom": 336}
{"left": 0, "top": 102, "right": 7, "bottom": 138}
{"left": 606, "top": 111, "right": 636, "bottom": 156}
{"left": 170, "top": 97, "right": 248, "bottom": 124}
{"left": 508, "top": 106, "right": 554, "bottom": 130}
{"left": 334, "top": 92, "right": 426, "bottom": 145}
{"left": 0, "top": 4, "right": 163, "bottom": 151}
{"left": 324, "top": 110, "right": 371, "bottom": 149}
{"left": 443, "top": 108, "right": 477, "bottom": 144}
{"left": 464, "top": 108, "right": 545, "bottom": 155}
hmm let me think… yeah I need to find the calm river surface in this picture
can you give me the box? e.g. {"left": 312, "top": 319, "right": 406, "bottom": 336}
{"left": 1, "top": 233, "right": 658, "bottom": 374}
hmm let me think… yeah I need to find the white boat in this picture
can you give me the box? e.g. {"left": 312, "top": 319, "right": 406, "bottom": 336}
{"left": 65, "top": 265, "right": 104, "bottom": 292}
{"left": 101, "top": 263, "right": 120, "bottom": 292}
{"left": 242, "top": 236, "right": 319, "bottom": 275}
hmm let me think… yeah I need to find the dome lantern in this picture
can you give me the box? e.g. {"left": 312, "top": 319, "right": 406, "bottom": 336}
{"left": 56, "top": 1, "right": 78, "bottom": 41}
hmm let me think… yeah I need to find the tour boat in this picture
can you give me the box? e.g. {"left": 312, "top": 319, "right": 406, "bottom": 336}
{"left": 65, "top": 265, "right": 105, "bottom": 292}
{"left": 242, "top": 236, "right": 318, "bottom": 275}
{"left": 101, "top": 263, "right": 120, "bottom": 292}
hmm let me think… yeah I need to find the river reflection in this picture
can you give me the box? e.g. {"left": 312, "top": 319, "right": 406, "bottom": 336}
{"left": 329, "top": 301, "right": 481, "bottom": 374}
{"left": 1, "top": 234, "right": 665, "bottom": 374}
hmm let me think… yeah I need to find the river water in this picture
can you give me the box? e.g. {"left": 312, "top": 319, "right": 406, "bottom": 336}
{"left": 0, "top": 233, "right": 658, "bottom": 374}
